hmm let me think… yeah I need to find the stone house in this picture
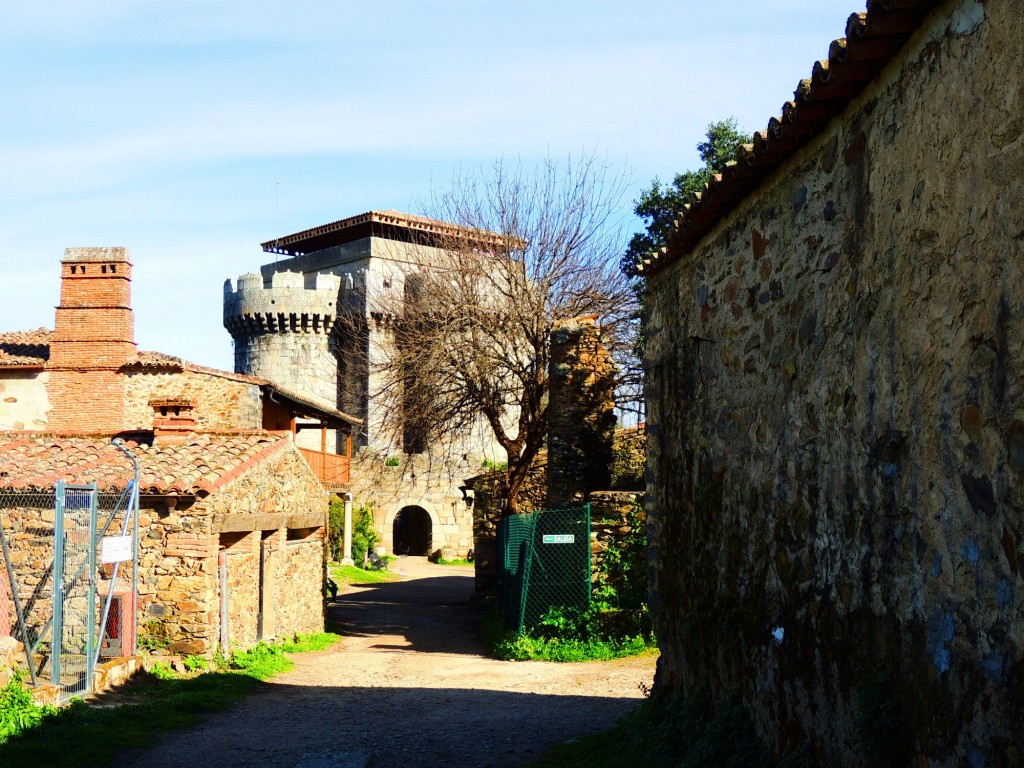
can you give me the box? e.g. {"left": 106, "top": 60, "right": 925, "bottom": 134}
{"left": 0, "top": 247, "right": 352, "bottom": 655}
{"left": 641, "top": 0, "right": 1022, "bottom": 765}
{"left": 0, "top": 431, "right": 325, "bottom": 656}
{"left": 225, "top": 211, "right": 509, "bottom": 558}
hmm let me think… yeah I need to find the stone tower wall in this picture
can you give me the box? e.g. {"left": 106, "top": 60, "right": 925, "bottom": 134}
{"left": 224, "top": 270, "right": 340, "bottom": 409}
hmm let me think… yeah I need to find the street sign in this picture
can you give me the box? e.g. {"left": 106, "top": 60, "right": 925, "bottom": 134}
{"left": 100, "top": 535, "right": 132, "bottom": 564}
{"left": 542, "top": 534, "right": 575, "bottom": 544}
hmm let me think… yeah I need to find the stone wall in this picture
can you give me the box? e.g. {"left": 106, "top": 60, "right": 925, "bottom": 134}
{"left": 279, "top": 536, "right": 326, "bottom": 636}
{"left": 124, "top": 368, "right": 262, "bottom": 432}
{"left": 346, "top": 449, "right": 477, "bottom": 558}
{"left": 468, "top": 459, "right": 548, "bottom": 596}
{"left": 589, "top": 491, "right": 644, "bottom": 577}
{"left": 644, "top": 2, "right": 1023, "bottom": 764}
{"left": 547, "top": 316, "right": 617, "bottom": 508}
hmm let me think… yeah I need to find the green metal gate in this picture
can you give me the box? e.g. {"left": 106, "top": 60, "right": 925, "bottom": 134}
{"left": 497, "top": 504, "right": 591, "bottom": 633}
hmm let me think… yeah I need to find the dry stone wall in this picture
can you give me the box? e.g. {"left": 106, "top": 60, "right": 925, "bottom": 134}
{"left": 644, "top": 2, "right": 1023, "bottom": 764}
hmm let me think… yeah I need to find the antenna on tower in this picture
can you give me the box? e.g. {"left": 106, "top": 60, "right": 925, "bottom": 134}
{"left": 275, "top": 177, "right": 281, "bottom": 264}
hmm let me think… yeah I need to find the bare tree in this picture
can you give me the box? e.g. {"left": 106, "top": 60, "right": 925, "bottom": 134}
{"left": 342, "top": 154, "right": 638, "bottom": 512}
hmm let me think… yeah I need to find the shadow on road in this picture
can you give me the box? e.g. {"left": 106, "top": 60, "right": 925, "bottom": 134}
{"left": 329, "top": 572, "right": 485, "bottom": 656}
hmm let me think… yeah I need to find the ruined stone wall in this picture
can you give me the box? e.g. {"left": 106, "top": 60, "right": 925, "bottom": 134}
{"left": 124, "top": 369, "right": 262, "bottom": 432}
{"left": 547, "top": 317, "right": 617, "bottom": 508}
{"left": 644, "top": 2, "right": 1023, "bottom": 765}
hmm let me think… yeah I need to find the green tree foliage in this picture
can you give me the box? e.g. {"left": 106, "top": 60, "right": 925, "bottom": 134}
{"left": 621, "top": 118, "right": 751, "bottom": 279}
{"left": 327, "top": 498, "right": 379, "bottom": 565}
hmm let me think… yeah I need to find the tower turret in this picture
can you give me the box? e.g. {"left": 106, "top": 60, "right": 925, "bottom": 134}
{"left": 223, "top": 271, "right": 341, "bottom": 410}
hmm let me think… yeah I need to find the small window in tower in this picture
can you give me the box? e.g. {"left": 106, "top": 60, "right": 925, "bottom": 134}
{"left": 102, "top": 265, "right": 108, "bottom": 274}
{"left": 70, "top": 265, "right": 77, "bottom": 274}
{"left": 110, "top": 265, "right": 117, "bottom": 273}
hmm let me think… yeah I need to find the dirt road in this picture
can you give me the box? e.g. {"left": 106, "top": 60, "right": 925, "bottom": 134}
{"left": 117, "top": 557, "right": 655, "bottom": 768}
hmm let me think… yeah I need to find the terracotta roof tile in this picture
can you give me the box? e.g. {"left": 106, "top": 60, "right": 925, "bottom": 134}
{"left": 0, "top": 432, "right": 293, "bottom": 498}
{"left": 639, "top": 0, "right": 942, "bottom": 276}
{"left": 0, "top": 328, "right": 51, "bottom": 366}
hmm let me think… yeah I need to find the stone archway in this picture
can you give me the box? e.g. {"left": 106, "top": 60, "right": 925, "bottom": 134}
{"left": 391, "top": 505, "right": 432, "bottom": 556}
{"left": 378, "top": 501, "right": 438, "bottom": 557}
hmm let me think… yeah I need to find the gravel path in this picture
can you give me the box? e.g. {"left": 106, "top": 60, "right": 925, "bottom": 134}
{"left": 116, "top": 557, "right": 655, "bottom": 768}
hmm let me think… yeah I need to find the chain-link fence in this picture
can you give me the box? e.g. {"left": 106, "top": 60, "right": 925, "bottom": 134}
{"left": 0, "top": 480, "right": 138, "bottom": 702}
{"left": 497, "top": 504, "right": 591, "bottom": 634}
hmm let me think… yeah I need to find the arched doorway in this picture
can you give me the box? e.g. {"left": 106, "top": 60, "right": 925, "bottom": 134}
{"left": 392, "top": 505, "right": 432, "bottom": 556}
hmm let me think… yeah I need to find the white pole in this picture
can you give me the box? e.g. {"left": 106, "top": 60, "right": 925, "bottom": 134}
{"left": 341, "top": 492, "right": 355, "bottom": 566}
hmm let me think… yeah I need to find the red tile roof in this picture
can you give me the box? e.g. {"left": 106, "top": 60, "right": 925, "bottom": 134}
{"left": 261, "top": 209, "right": 508, "bottom": 257}
{"left": 0, "top": 328, "right": 51, "bottom": 366}
{"left": 0, "top": 432, "right": 293, "bottom": 498}
{"left": 639, "top": 0, "right": 942, "bottom": 276}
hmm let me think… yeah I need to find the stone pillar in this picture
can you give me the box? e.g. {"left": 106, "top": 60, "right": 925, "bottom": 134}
{"left": 341, "top": 492, "right": 355, "bottom": 566}
{"left": 547, "top": 315, "right": 617, "bottom": 509}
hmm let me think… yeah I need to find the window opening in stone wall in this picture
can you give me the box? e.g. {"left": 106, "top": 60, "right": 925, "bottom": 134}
{"left": 219, "top": 531, "right": 249, "bottom": 550}
{"left": 392, "top": 505, "right": 431, "bottom": 556}
{"left": 286, "top": 526, "right": 317, "bottom": 541}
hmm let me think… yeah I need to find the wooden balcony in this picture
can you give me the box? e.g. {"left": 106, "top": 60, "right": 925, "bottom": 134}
{"left": 298, "top": 448, "right": 351, "bottom": 487}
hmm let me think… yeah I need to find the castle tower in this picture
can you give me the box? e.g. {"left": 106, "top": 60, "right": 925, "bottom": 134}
{"left": 223, "top": 270, "right": 341, "bottom": 443}
{"left": 47, "top": 247, "right": 137, "bottom": 432}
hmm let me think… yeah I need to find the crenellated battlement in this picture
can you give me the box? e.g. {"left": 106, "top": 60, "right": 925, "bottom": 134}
{"left": 223, "top": 270, "right": 341, "bottom": 338}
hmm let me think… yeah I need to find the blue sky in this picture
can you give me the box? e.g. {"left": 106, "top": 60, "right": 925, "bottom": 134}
{"left": 1, "top": 0, "right": 859, "bottom": 370}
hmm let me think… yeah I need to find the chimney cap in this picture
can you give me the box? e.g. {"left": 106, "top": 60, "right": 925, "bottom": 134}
{"left": 63, "top": 247, "right": 131, "bottom": 263}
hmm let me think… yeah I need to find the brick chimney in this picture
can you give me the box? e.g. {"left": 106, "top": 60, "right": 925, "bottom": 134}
{"left": 47, "top": 247, "right": 137, "bottom": 432}
{"left": 149, "top": 399, "right": 197, "bottom": 444}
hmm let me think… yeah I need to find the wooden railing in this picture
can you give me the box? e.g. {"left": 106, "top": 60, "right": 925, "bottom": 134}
{"left": 298, "top": 448, "right": 351, "bottom": 486}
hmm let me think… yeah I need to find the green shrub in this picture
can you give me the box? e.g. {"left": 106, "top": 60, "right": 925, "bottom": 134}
{"left": 183, "top": 655, "right": 208, "bottom": 673}
{"left": 149, "top": 662, "right": 176, "bottom": 680}
{"left": 0, "top": 673, "right": 56, "bottom": 744}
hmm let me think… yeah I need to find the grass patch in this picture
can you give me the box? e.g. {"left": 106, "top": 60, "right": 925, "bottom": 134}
{"left": 330, "top": 563, "right": 399, "bottom": 585}
{"left": 480, "top": 611, "right": 657, "bottom": 663}
{"left": 0, "top": 632, "right": 340, "bottom": 768}
{"left": 497, "top": 633, "right": 656, "bottom": 662}
{"left": 435, "top": 557, "right": 473, "bottom": 566}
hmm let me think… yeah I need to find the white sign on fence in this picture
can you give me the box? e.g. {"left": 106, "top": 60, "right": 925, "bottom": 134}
{"left": 542, "top": 534, "right": 575, "bottom": 544}
{"left": 100, "top": 535, "right": 133, "bottom": 564}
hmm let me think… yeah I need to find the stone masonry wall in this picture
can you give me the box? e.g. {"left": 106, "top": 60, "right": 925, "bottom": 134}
{"left": 124, "top": 369, "right": 262, "bottom": 432}
{"left": 644, "top": 2, "right": 1023, "bottom": 765}
{"left": 279, "top": 537, "right": 326, "bottom": 636}
{"left": 547, "top": 316, "right": 616, "bottom": 508}
{"left": 347, "top": 449, "right": 478, "bottom": 558}
{"left": 137, "top": 444, "right": 326, "bottom": 655}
